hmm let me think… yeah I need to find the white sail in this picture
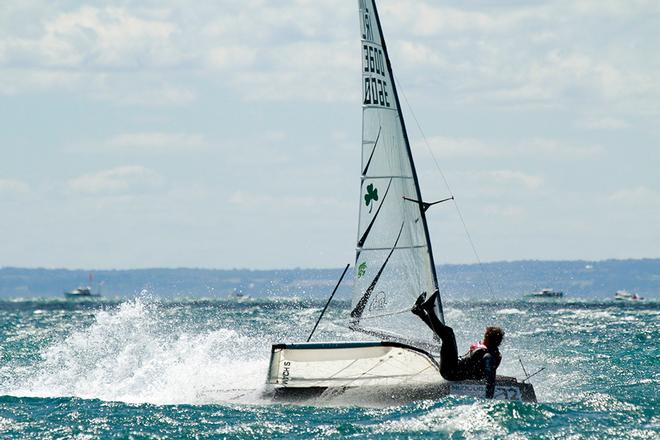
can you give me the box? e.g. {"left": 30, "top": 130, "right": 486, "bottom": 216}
{"left": 351, "top": 0, "right": 444, "bottom": 348}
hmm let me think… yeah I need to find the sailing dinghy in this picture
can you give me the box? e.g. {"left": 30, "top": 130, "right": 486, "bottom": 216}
{"left": 266, "top": 0, "right": 536, "bottom": 403}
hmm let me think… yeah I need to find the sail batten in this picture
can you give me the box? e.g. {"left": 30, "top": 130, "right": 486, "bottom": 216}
{"left": 361, "top": 175, "right": 413, "bottom": 180}
{"left": 358, "top": 245, "right": 427, "bottom": 252}
{"left": 352, "top": 0, "right": 444, "bottom": 347}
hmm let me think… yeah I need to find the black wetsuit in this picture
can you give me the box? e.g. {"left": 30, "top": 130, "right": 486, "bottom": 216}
{"left": 415, "top": 303, "right": 501, "bottom": 398}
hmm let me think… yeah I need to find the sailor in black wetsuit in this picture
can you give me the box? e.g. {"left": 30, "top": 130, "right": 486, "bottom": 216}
{"left": 412, "top": 291, "right": 504, "bottom": 399}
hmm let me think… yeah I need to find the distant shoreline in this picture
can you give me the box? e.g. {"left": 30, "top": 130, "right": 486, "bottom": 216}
{"left": 1, "top": 258, "right": 659, "bottom": 298}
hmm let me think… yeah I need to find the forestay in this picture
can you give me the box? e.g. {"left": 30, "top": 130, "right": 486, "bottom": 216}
{"left": 351, "top": 0, "right": 443, "bottom": 348}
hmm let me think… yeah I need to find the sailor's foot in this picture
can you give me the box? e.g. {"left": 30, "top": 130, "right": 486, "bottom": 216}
{"left": 411, "top": 292, "right": 427, "bottom": 316}
{"left": 421, "top": 290, "right": 440, "bottom": 313}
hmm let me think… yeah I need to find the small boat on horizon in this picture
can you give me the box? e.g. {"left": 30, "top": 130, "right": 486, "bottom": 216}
{"left": 228, "top": 290, "right": 251, "bottom": 300}
{"left": 526, "top": 288, "right": 563, "bottom": 298}
{"left": 614, "top": 290, "right": 644, "bottom": 301}
{"left": 64, "top": 286, "right": 100, "bottom": 298}
{"left": 64, "top": 273, "right": 102, "bottom": 298}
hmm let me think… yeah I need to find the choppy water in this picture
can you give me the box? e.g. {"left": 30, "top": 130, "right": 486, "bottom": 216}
{"left": 0, "top": 295, "right": 658, "bottom": 439}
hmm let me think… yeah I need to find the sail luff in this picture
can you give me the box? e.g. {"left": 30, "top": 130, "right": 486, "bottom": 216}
{"left": 368, "top": 0, "right": 443, "bottom": 322}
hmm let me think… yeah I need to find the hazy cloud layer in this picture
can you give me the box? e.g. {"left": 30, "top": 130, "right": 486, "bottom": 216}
{"left": 104, "top": 132, "right": 208, "bottom": 152}
{"left": 0, "top": 178, "right": 30, "bottom": 195}
{"left": 68, "top": 166, "right": 164, "bottom": 195}
{"left": 2, "top": 1, "right": 658, "bottom": 110}
{"left": 0, "top": 0, "right": 658, "bottom": 268}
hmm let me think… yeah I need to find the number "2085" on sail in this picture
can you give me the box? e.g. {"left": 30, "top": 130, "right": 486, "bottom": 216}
{"left": 363, "top": 44, "right": 390, "bottom": 108}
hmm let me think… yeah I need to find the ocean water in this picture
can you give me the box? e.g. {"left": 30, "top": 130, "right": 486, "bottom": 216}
{"left": 0, "top": 295, "right": 657, "bottom": 439}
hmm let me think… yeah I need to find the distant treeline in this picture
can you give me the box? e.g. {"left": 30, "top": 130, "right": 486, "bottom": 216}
{"left": 1, "top": 259, "right": 659, "bottom": 299}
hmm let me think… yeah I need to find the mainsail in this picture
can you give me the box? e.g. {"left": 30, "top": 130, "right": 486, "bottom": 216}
{"left": 351, "top": 0, "right": 444, "bottom": 348}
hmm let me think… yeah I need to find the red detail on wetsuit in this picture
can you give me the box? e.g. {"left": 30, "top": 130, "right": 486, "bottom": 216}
{"left": 469, "top": 341, "right": 487, "bottom": 352}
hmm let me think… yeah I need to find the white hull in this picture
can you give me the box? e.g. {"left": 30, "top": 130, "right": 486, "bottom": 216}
{"left": 267, "top": 341, "right": 536, "bottom": 403}
{"left": 268, "top": 379, "right": 536, "bottom": 405}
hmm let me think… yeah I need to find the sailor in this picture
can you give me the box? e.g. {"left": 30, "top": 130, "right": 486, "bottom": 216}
{"left": 412, "top": 291, "right": 504, "bottom": 399}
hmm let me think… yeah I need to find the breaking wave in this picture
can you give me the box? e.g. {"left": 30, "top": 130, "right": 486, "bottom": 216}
{"left": 1, "top": 297, "right": 271, "bottom": 405}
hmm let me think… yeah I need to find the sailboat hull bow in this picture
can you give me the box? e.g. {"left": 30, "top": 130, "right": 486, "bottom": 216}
{"left": 265, "top": 342, "right": 536, "bottom": 403}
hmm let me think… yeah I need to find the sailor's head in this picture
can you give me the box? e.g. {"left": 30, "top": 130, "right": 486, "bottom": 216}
{"left": 484, "top": 326, "right": 504, "bottom": 348}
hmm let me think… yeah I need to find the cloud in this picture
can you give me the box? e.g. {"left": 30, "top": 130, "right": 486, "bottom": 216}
{"left": 67, "top": 165, "right": 164, "bottom": 195}
{"left": 105, "top": 132, "right": 208, "bottom": 152}
{"left": 2, "top": 0, "right": 658, "bottom": 111}
{"left": 0, "top": 5, "right": 193, "bottom": 104}
{"left": 420, "top": 136, "right": 601, "bottom": 159}
{"left": 207, "top": 46, "right": 257, "bottom": 70}
{"left": 578, "top": 117, "right": 630, "bottom": 130}
{"left": 420, "top": 136, "right": 493, "bottom": 158}
{"left": 609, "top": 186, "right": 660, "bottom": 206}
{"left": 485, "top": 170, "right": 543, "bottom": 190}
{"left": 228, "top": 190, "right": 341, "bottom": 210}
{"left": 384, "top": 1, "right": 660, "bottom": 37}
{"left": 482, "top": 204, "right": 526, "bottom": 219}
{"left": 523, "top": 138, "right": 602, "bottom": 159}
{"left": 232, "top": 40, "right": 357, "bottom": 102}
{"left": 570, "top": 0, "right": 660, "bottom": 17}
{"left": 382, "top": 3, "right": 543, "bottom": 36}
{"left": 398, "top": 41, "right": 448, "bottom": 68}
{"left": 0, "top": 178, "right": 30, "bottom": 196}
{"left": 201, "top": 0, "right": 352, "bottom": 43}
{"left": 0, "top": 68, "right": 196, "bottom": 105}
{"left": 89, "top": 78, "right": 196, "bottom": 106}
{"left": 0, "top": 2, "right": 360, "bottom": 103}
{"left": 451, "top": 170, "right": 543, "bottom": 197}
{"left": 380, "top": 1, "right": 660, "bottom": 113}
{"left": 0, "top": 69, "right": 80, "bottom": 95}
{"left": 31, "top": 6, "right": 181, "bottom": 68}
{"left": 451, "top": 49, "right": 656, "bottom": 109}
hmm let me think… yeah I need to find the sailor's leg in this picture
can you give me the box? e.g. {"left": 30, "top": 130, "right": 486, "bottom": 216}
{"left": 411, "top": 293, "right": 459, "bottom": 379}
{"left": 412, "top": 291, "right": 447, "bottom": 339}
{"left": 413, "top": 307, "right": 435, "bottom": 330}
{"left": 412, "top": 292, "right": 434, "bottom": 328}
{"left": 438, "top": 325, "right": 459, "bottom": 380}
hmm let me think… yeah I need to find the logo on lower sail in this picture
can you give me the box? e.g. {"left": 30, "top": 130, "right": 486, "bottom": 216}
{"left": 357, "top": 261, "right": 367, "bottom": 278}
{"left": 368, "top": 290, "right": 387, "bottom": 312}
{"left": 364, "top": 183, "right": 379, "bottom": 213}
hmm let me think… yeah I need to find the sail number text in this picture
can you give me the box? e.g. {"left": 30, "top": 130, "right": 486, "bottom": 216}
{"left": 363, "top": 43, "right": 390, "bottom": 108}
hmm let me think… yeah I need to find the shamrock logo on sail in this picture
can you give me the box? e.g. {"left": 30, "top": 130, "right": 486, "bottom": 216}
{"left": 364, "top": 183, "right": 379, "bottom": 213}
{"left": 357, "top": 262, "right": 367, "bottom": 278}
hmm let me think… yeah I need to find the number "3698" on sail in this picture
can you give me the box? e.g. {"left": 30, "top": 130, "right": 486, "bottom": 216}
{"left": 363, "top": 44, "right": 391, "bottom": 108}
{"left": 364, "top": 77, "right": 391, "bottom": 108}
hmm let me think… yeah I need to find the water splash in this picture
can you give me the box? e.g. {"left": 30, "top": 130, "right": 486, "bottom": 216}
{"left": 2, "top": 297, "right": 270, "bottom": 405}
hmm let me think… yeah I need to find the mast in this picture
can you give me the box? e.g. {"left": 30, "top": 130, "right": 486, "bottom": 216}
{"left": 369, "top": 0, "right": 442, "bottom": 319}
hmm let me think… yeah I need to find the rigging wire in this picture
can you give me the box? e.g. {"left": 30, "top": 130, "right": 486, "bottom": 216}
{"left": 394, "top": 75, "right": 496, "bottom": 298}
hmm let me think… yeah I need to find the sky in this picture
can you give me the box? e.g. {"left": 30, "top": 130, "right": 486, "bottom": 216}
{"left": 1, "top": 0, "right": 659, "bottom": 270}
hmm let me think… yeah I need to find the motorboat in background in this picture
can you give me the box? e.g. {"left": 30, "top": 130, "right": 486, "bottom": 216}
{"left": 526, "top": 288, "right": 563, "bottom": 298}
{"left": 64, "top": 287, "right": 94, "bottom": 297}
{"left": 64, "top": 273, "right": 101, "bottom": 298}
{"left": 615, "top": 290, "right": 644, "bottom": 301}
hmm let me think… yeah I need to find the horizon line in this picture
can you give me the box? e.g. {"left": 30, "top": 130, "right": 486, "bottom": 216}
{"left": 2, "top": 256, "right": 659, "bottom": 272}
